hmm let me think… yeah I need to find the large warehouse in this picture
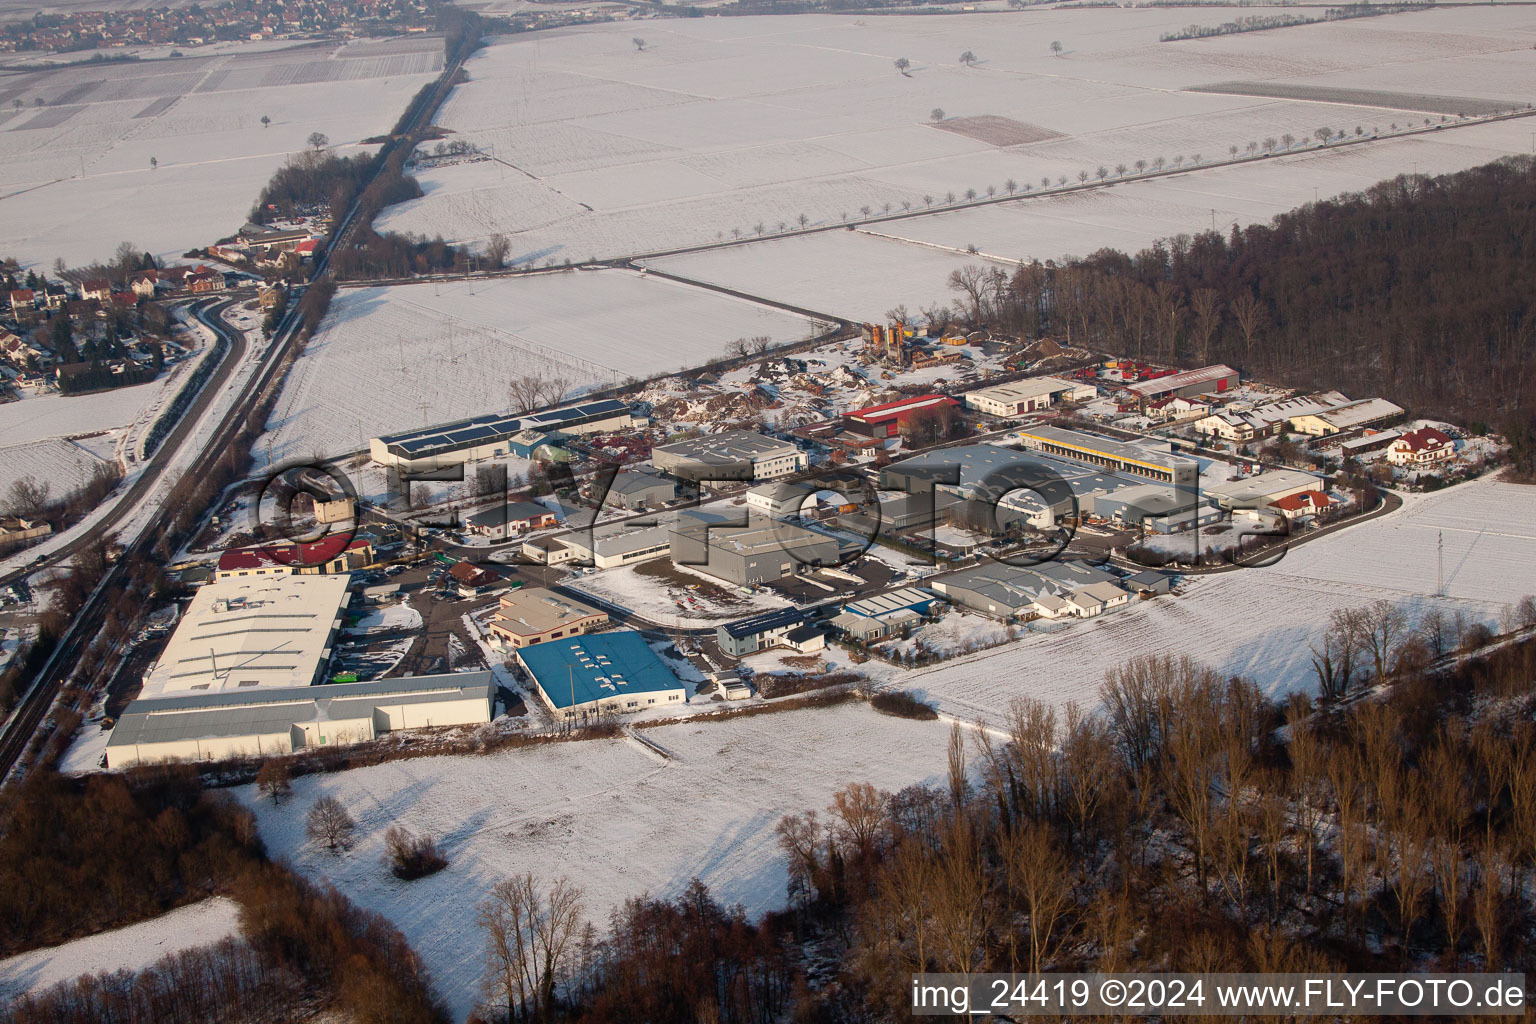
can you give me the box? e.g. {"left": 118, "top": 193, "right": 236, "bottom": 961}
{"left": 843, "top": 394, "right": 960, "bottom": 437}
{"left": 106, "top": 672, "right": 494, "bottom": 767}
{"left": 1125, "top": 364, "right": 1238, "bottom": 402}
{"left": 1203, "top": 469, "right": 1323, "bottom": 510}
{"left": 651, "top": 430, "right": 807, "bottom": 482}
{"left": 964, "top": 377, "right": 1097, "bottom": 417}
{"left": 141, "top": 574, "right": 351, "bottom": 697}
{"left": 670, "top": 510, "right": 845, "bottom": 585}
{"left": 370, "top": 400, "right": 641, "bottom": 470}
{"left": 1015, "top": 426, "right": 1199, "bottom": 487}
{"left": 516, "top": 631, "right": 686, "bottom": 719}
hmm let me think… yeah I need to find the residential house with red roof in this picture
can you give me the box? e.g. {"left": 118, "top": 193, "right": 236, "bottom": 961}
{"left": 1387, "top": 427, "right": 1455, "bottom": 466}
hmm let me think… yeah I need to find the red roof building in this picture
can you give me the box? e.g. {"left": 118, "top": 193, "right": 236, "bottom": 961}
{"left": 1269, "top": 490, "right": 1336, "bottom": 519}
{"left": 216, "top": 537, "right": 373, "bottom": 578}
{"left": 844, "top": 393, "right": 960, "bottom": 438}
{"left": 1387, "top": 427, "right": 1455, "bottom": 466}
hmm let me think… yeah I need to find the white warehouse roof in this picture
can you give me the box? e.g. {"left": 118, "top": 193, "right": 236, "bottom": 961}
{"left": 142, "top": 574, "right": 351, "bottom": 698}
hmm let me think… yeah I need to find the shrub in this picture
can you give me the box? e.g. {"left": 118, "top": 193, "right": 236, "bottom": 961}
{"left": 870, "top": 690, "right": 939, "bottom": 720}
{"left": 384, "top": 825, "right": 448, "bottom": 880}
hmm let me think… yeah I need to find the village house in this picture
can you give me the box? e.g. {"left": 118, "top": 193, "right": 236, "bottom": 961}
{"left": 1386, "top": 427, "right": 1456, "bottom": 466}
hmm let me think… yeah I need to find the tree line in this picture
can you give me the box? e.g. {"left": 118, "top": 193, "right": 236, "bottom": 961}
{"left": 765, "top": 623, "right": 1536, "bottom": 1017}
{"left": 945, "top": 156, "right": 1536, "bottom": 467}
{"left": 0, "top": 766, "right": 447, "bottom": 1024}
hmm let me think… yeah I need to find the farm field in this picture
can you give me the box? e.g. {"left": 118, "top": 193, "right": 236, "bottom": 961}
{"left": 0, "top": 897, "right": 242, "bottom": 1001}
{"left": 242, "top": 701, "right": 954, "bottom": 1023}
{"left": 257, "top": 269, "right": 815, "bottom": 465}
{"left": 0, "top": 438, "right": 107, "bottom": 500}
{"left": 905, "top": 477, "right": 1536, "bottom": 725}
{"left": 377, "top": 7, "right": 1536, "bottom": 266}
{"left": 0, "top": 36, "right": 443, "bottom": 267}
{"left": 646, "top": 229, "right": 1009, "bottom": 323}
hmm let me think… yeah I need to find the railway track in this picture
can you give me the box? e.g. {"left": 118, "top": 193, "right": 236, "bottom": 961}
{"left": 0, "top": 42, "right": 471, "bottom": 784}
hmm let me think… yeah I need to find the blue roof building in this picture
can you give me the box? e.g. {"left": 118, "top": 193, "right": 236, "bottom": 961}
{"left": 515, "top": 631, "right": 686, "bottom": 718}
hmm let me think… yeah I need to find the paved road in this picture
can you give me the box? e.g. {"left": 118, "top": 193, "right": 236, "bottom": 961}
{"left": 0, "top": 42, "right": 471, "bottom": 781}
{"left": 0, "top": 298, "right": 245, "bottom": 589}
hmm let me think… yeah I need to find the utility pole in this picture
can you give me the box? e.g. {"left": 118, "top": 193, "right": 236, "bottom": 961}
{"left": 1437, "top": 530, "right": 1444, "bottom": 596}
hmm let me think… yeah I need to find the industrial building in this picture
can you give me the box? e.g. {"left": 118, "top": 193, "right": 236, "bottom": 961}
{"left": 1088, "top": 483, "right": 1220, "bottom": 533}
{"left": 142, "top": 574, "right": 351, "bottom": 697}
{"left": 651, "top": 430, "right": 807, "bottom": 482}
{"left": 1288, "top": 397, "right": 1404, "bottom": 436}
{"left": 670, "top": 510, "right": 845, "bottom": 586}
{"left": 964, "top": 377, "right": 1097, "bottom": 417}
{"left": 1124, "top": 364, "right": 1239, "bottom": 402}
{"left": 563, "top": 523, "right": 675, "bottom": 569}
{"left": 880, "top": 443, "right": 1050, "bottom": 494}
{"left": 1203, "top": 470, "right": 1323, "bottom": 510}
{"left": 829, "top": 587, "right": 943, "bottom": 641}
{"left": 716, "top": 607, "right": 822, "bottom": 658}
{"left": 516, "top": 631, "right": 686, "bottom": 719}
{"left": 844, "top": 394, "right": 961, "bottom": 437}
{"left": 930, "top": 561, "right": 1124, "bottom": 620}
{"left": 744, "top": 481, "right": 814, "bottom": 518}
{"left": 216, "top": 537, "right": 374, "bottom": 579}
{"left": 1016, "top": 426, "right": 1199, "bottom": 487}
{"left": 489, "top": 588, "right": 608, "bottom": 648}
{"left": 370, "top": 400, "right": 642, "bottom": 470}
{"left": 464, "top": 501, "right": 560, "bottom": 540}
{"left": 106, "top": 672, "right": 493, "bottom": 768}
{"left": 605, "top": 470, "right": 675, "bottom": 511}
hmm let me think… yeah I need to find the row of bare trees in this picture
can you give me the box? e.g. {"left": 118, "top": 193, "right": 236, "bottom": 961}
{"left": 1312, "top": 596, "right": 1536, "bottom": 701}
{"left": 475, "top": 871, "right": 795, "bottom": 1023}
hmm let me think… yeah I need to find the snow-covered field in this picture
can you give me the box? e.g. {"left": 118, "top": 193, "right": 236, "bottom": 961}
{"left": 0, "top": 437, "right": 106, "bottom": 498}
{"left": 242, "top": 701, "right": 953, "bottom": 1022}
{"left": 0, "top": 37, "right": 442, "bottom": 267}
{"left": 646, "top": 229, "right": 1009, "bottom": 323}
{"left": 0, "top": 384, "right": 165, "bottom": 448}
{"left": 904, "top": 477, "right": 1536, "bottom": 723}
{"left": 376, "top": 7, "right": 1536, "bottom": 269}
{"left": 257, "top": 270, "right": 814, "bottom": 464}
{"left": 0, "top": 897, "right": 243, "bottom": 1001}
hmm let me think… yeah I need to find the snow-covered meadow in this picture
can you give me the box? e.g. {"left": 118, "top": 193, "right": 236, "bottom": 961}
{"left": 376, "top": 6, "right": 1536, "bottom": 272}
{"left": 257, "top": 269, "right": 815, "bottom": 464}
{"left": 0, "top": 37, "right": 442, "bottom": 267}
{"left": 0, "top": 897, "right": 243, "bottom": 1001}
{"left": 242, "top": 701, "right": 954, "bottom": 1022}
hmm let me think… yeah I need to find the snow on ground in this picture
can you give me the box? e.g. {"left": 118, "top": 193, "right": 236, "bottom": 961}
{"left": 376, "top": 8, "right": 1536, "bottom": 265}
{"left": 567, "top": 559, "right": 793, "bottom": 626}
{"left": 870, "top": 118, "right": 1536, "bottom": 262}
{"left": 901, "top": 477, "right": 1536, "bottom": 724}
{"left": 258, "top": 269, "right": 814, "bottom": 464}
{"left": 646, "top": 229, "right": 1007, "bottom": 323}
{"left": 241, "top": 701, "right": 953, "bottom": 1023}
{"left": 0, "top": 383, "right": 167, "bottom": 448}
{"left": 0, "top": 37, "right": 442, "bottom": 268}
{"left": 0, "top": 437, "right": 106, "bottom": 498}
{"left": 345, "top": 600, "right": 424, "bottom": 634}
{"left": 0, "top": 897, "right": 243, "bottom": 1001}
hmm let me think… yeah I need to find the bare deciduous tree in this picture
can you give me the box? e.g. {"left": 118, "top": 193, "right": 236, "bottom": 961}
{"left": 306, "top": 795, "right": 355, "bottom": 853}
{"left": 479, "top": 872, "right": 586, "bottom": 1022}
